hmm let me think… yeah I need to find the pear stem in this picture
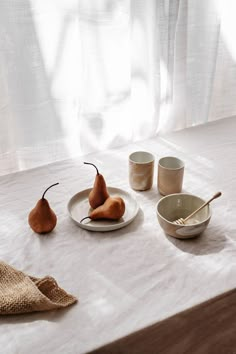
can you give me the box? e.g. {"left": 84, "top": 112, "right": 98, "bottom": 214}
{"left": 83, "top": 162, "right": 99, "bottom": 175}
{"left": 80, "top": 216, "right": 91, "bottom": 223}
{"left": 42, "top": 183, "right": 59, "bottom": 199}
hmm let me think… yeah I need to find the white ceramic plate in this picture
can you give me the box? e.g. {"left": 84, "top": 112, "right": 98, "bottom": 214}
{"left": 67, "top": 187, "right": 139, "bottom": 232}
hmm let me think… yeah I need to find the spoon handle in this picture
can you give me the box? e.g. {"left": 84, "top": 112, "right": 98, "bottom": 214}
{"left": 184, "top": 192, "right": 222, "bottom": 223}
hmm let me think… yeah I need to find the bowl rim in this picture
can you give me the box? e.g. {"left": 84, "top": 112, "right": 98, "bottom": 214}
{"left": 156, "top": 193, "right": 212, "bottom": 226}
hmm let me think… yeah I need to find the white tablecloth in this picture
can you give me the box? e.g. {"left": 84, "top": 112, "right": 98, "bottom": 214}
{"left": 0, "top": 117, "right": 236, "bottom": 353}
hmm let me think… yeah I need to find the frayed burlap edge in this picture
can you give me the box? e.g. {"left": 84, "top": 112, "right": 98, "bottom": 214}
{"left": 0, "top": 261, "right": 77, "bottom": 315}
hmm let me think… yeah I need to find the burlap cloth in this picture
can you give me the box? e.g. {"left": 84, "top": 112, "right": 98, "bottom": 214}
{"left": 0, "top": 261, "right": 77, "bottom": 315}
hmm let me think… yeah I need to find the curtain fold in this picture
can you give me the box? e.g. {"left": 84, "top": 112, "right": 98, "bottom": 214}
{"left": 0, "top": 0, "right": 236, "bottom": 174}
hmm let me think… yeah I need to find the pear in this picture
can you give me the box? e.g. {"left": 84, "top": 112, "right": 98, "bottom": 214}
{"left": 80, "top": 196, "right": 125, "bottom": 223}
{"left": 84, "top": 162, "right": 109, "bottom": 209}
{"left": 28, "top": 183, "right": 59, "bottom": 234}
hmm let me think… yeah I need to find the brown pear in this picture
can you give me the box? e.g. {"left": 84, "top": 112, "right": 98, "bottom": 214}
{"left": 80, "top": 196, "right": 125, "bottom": 223}
{"left": 84, "top": 162, "right": 109, "bottom": 209}
{"left": 28, "top": 183, "right": 59, "bottom": 234}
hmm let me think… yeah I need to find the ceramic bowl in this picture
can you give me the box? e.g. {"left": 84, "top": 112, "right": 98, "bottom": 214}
{"left": 156, "top": 193, "right": 211, "bottom": 239}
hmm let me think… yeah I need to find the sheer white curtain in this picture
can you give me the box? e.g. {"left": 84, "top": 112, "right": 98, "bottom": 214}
{"left": 0, "top": 0, "right": 236, "bottom": 174}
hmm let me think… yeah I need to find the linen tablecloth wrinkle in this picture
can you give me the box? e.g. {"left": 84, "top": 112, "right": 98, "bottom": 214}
{"left": 0, "top": 261, "right": 77, "bottom": 315}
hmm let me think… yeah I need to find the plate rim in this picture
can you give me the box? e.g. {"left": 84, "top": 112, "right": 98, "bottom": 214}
{"left": 67, "top": 186, "right": 139, "bottom": 232}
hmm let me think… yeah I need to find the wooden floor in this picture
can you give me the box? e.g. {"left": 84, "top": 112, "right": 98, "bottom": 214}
{"left": 91, "top": 289, "right": 236, "bottom": 354}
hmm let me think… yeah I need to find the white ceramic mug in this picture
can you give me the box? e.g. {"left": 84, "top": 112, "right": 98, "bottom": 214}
{"left": 129, "top": 151, "right": 155, "bottom": 191}
{"left": 158, "top": 156, "right": 184, "bottom": 195}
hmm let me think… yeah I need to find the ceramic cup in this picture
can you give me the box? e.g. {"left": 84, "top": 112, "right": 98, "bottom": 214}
{"left": 129, "top": 151, "right": 155, "bottom": 191}
{"left": 158, "top": 156, "right": 184, "bottom": 195}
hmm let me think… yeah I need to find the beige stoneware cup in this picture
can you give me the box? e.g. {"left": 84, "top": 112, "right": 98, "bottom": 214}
{"left": 158, "top": 156, "right": 184, "bottom": 195}
{"left": 129, "top": 151, "right": 155, "bottom": 191}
